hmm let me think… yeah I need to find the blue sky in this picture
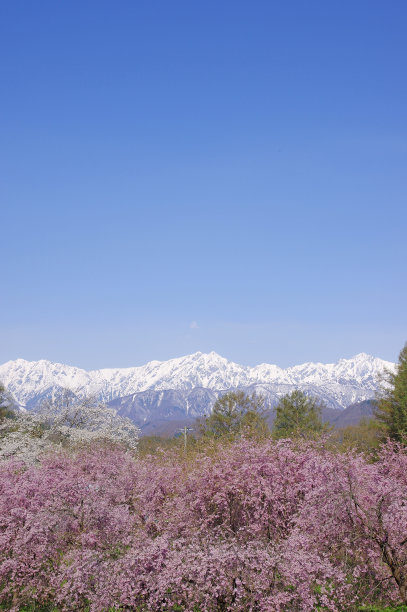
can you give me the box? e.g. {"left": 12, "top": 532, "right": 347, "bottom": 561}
{"left": 1, "top": 1, "right": 406, "bottom": 369}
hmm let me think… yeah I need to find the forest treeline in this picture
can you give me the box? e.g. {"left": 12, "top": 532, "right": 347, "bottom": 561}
{"left": 140, "top": 343, "right": 407, "bottom": 456}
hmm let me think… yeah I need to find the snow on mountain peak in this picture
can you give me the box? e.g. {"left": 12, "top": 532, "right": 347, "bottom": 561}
{"left": 0, "top": 351, "right": 395, "bottom": 410}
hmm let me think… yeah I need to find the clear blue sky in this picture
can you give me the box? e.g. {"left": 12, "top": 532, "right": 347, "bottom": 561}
{"left": 1, "top": 1, "right": 406, "bottom": 369}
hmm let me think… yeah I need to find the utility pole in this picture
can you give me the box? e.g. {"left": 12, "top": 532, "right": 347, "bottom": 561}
{"left": 178, "top": 426, "right": 194, "bottom": 453}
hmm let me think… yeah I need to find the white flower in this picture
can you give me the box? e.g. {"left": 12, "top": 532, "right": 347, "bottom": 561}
{"left": 0, "top": 391, "right": 140, "bottom": 463}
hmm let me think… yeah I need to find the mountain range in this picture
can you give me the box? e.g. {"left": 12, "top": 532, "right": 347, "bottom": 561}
{"left": 0, "top": 352, "right": 394, "bottom": 431}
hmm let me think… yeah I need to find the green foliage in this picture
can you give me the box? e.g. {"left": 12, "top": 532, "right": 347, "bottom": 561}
{"left": 272, "top": 389, "right": 328, "bottom": 439}
{"left": 375, "top": 343, "right": 407, "bottom": 442}
{"left": 0, "top": 382, "right": 16, "bottom": 422}
{"left": 138, "top": 434, "right": 188, "bottom": 456}
{"left": 333, "top": 417, "right": 386, "bottom": 454}
{"left": 199, "top": 391, "right": 269, "bottom": 440}
{"left": 358, "top": 607, "right": 407, "bottom": 611}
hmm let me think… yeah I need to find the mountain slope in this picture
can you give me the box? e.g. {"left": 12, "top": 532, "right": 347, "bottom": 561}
{"left": 0, "top": 352, "right": 394, "bottom": 415}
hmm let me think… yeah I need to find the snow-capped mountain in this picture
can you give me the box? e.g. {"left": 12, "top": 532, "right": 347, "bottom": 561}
{"left": 0, "top": 352, "right": 395, "bottom": 415}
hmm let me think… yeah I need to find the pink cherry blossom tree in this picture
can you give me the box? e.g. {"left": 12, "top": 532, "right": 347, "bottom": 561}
{"left": 0, "top": 438, "right": 406, "bottom": 610}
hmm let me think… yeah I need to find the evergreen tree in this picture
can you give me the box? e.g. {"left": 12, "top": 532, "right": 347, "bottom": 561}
{"left": 199, "top": 391, "right": 269, "bottom": 440}
{"left": 272, "top": 389, "right": 327, "bottom": 439}
{"left": 375, "top": 342, "right": 407, "bottom": 441}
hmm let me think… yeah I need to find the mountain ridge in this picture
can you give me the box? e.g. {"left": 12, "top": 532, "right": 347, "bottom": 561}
{"left": 0, "top": 352, "right": 395, "bottom": 413}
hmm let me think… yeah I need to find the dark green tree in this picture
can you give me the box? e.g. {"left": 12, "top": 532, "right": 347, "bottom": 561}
{"left": 0, "top": 382, "right": 15, "bottom": 421}
{"left": 375, "top": 342, "right": 407, "bottom": 441}
{"left": 272, "top": 389, "right": 327, "bottom": 439}
{"left": 199, "top": 391, "right": 269, "bottom": 440}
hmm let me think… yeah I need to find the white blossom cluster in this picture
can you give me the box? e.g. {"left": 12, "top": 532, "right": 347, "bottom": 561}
{"left": 0, "top": 392, "right": 140, "bottom": 463}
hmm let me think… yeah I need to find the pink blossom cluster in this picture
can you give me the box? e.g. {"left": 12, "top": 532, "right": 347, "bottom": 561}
{"left": 1, "top": 439, "right": 406, "bottom": 611}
